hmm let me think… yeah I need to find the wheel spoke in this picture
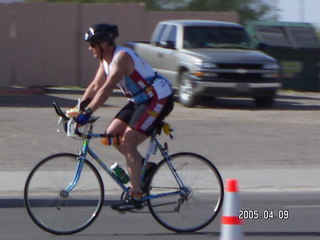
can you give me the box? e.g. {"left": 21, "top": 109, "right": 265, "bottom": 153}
{"left": 24, "top": 153, "right": 104, "bottom": 235}
{"left": 147, "top": 152, "right": 224, "bottom": 232}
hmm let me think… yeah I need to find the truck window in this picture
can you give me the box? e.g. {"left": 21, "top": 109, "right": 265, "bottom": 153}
{"left": 286, "top": 27, "right": 320, "bottom": 49}
{"left": 253, "top": 25, "right": 320, "bottom": 49}
{"left": 183, "top": 26, "right": 250, "bottom": 48}
{"left": 166, "top": 26, "right": 177, "bottom": 43}
{"left": 152, "top": 24, "right": 167, "bottom": 46}
{"left": 158, "top": 25, "right": 177, "bottom": 48}
{"left": 254, "top": 26, "right": 291, "bottom": 47}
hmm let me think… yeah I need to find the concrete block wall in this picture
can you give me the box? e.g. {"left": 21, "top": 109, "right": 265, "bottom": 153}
{"left": 0, "top": 2, "right": 238, "bottom": 87}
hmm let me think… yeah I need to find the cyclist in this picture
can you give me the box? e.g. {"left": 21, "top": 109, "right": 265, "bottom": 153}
{"left": 76, "top": 23, "right": 174, "bottom": 210}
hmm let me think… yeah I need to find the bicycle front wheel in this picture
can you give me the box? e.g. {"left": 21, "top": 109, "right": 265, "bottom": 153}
{"left": 24, "top": 153, "right": 104, "bottom": 235}
{"left": 147, "top": 152, "right": 224, "bottom": 232}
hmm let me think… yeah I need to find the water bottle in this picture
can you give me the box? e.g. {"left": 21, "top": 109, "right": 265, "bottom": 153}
{"left": 110, "top": 163, "right": 130, "bottom": 184}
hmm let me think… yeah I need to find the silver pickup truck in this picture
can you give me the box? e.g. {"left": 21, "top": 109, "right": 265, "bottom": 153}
{"left": 126, "top": 20, "right": 281, "bottom": 107}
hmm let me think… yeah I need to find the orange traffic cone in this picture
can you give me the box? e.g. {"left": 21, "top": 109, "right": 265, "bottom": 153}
{"left": 220, "top": 178, "right": 244, "bottom": 240}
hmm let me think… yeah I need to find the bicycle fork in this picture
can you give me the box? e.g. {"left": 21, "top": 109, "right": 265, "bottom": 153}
{"left": 60, "top": 139, "right": 90, "bottom": 198}
{"left": 60, "top": 156, "right": 85, "bottom": 198}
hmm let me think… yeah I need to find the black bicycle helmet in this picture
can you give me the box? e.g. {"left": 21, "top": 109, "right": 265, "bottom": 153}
{"left": 84, "top": 23, "right": 119, "bottom": 44}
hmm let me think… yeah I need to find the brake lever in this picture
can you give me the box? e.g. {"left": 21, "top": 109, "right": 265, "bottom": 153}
{"left": 74, "top": 122, "right": 83, "bottom": 137}
{"left": 79, "top": 98, "right": 92, "bottom": 111}
{"left": 56, "top": 117, "right": 63, "bottom": 133}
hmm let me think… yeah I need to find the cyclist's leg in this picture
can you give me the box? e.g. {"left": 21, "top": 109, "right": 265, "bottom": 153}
{"left": 106, "top": 101, "right": 134, "bottom": 153}
{"left": 120, "top": 127, "right": 147, "bottom": 194}
{"left": 123, "top": 97, "right": 173, "bottom": 193}
{"left": 107, "top": 118, "right": 127, "bottom": 135}
{"left": 106, "top": 102, "right": 146, "bottom": 197}
{"left": 110, "top": 128, "right": 147, "bottom": 211}
{"left": 111, "top": 96, "right": 174, "bottom": 211}
{"left": 125, "top": 96, "right": 174, "bottom": 192}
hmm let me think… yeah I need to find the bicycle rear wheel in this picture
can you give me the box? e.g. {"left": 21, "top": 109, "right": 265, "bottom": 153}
{"left": 24, "top": 153, "right": 104, "bottom": 235}
{"left": 147, "top": 152, "right": 224, "bottom": 232}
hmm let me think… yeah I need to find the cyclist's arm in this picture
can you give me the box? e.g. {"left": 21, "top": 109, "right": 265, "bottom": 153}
{"left": 86, "top": 51, "right": 134, "bottom": 112}
{"left": 81, "top": 62, "right": 106, "bottom": 103}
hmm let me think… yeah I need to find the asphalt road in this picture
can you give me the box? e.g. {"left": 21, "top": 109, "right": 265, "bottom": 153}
{"left": 0, "top": 192, "right": 319, "bottom": 240}
{"left": 0, "top": 89, "right": 320, "bottom": 239}
{"left": 1, "top": 90, "right": 319, "bottom": 192}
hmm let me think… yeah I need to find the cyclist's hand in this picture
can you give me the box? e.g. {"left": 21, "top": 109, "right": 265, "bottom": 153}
{"left": 76, "top": 108, "right": 92, "bottom": 125}
{"left": 66, "top": 107, "right": 80, "bottom": 118}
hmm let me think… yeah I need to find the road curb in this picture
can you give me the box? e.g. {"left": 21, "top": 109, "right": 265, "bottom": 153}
{"left": 0, "top": 199, "right": 24, "bottom": 208}
{"left": 0, "top": 87, "right": 125, "bottom": 97}
{"left": 0, "top": 87, "right": 45, "bottom": 96}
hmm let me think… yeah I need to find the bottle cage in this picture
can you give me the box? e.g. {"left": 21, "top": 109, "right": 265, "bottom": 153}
{"left": 156, "top": 121, "right": 173, "bottom": 139}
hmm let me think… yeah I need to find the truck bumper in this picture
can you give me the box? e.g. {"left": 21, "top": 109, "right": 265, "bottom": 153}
{"left": 192, "top": 80, "right": 281, "bottom": 97}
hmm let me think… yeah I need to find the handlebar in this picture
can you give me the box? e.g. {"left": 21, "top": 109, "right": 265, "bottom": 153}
{"left": 53, "top": 98, "right": 92, "bottom": 120}
{"left": 53, "top": 101, "right": 100, "bottom": 138}
{"left": 53, "top": 101, "right": 173, "bottom": 139}
{"left": 53, "top": 101, "right": 69, "bottom": 120}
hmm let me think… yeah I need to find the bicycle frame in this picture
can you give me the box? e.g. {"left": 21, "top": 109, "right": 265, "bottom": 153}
{"left": 25, "top": 102, "right": 224, "bottom": 235}
{"left": 62, "top": 120, "right": 189, "bottom": 202}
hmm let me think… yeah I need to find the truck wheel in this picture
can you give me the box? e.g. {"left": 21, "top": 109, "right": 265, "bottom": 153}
{"left": 254, "top": 97, "right": 274, "bottom": 108}
{"left": 178, "top": 72, "right": 197, "bottom": 107}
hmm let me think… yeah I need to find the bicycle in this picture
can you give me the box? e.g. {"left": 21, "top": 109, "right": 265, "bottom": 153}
{"left": 24, "top": 101, "right": 224, "bottom": 235}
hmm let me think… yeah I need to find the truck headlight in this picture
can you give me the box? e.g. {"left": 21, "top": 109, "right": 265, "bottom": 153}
{"left": 193, "top": 72, "right": 218, "bottom": 77}
{"left": 193, "top": 62, "right": 218, "bottom": 77}
{"left": 263, "top": 63, "right": 280, "bottom": 70}
{"left": 195, "top": 62, "right": 217, "bottom": 69}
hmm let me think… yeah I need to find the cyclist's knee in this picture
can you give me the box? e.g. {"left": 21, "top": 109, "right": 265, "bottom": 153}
{"left": 119, "top": 129, "right": 146, "bottom": 154}
{"left": 107, "top": 118, "right": 127, "bottom": 135}
{"left": 119, "top": 138, "right": 137, "bottom": 155}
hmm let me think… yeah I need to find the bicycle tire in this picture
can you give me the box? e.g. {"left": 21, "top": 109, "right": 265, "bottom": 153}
{"left": 24, "top": 153, "right": 104, "bottom": 235}
{"left": 147, "top": 152, "right": 224, "bottom": 232}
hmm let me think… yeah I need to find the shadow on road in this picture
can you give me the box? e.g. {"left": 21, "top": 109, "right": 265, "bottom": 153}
{"left": 79, "top": 230, "right": 320, "bottom": 237}
{"left": 245, "top": 231, "right": 320, "bottom": 237}
{"left": 0, "top": 94, "right": 77, "bottom": 108}
{"left": 0, "top": 91, "right": 319, "bottom": 111}
{"left": 192, "top": 93, "right": 320, "bottom": 111}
